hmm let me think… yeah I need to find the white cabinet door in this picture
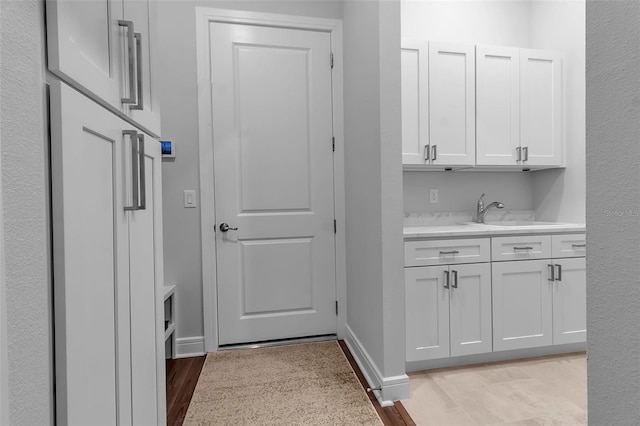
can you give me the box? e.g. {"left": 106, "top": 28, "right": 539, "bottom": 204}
{"left": 47, "top": 0, "right": 125, "bottom": 110}
{"left": 552, "top": 258, "right": 586, "bottom": 345}
{"left": 429, "top": 42, "right": 476, "bottom": 166}
{"left": 51, "top": 81, "right": 165, "bottom": 425}
{"left": 449, "top": 263, "right": 492, "bottom": 357}
{"left": 406, "top": 266, "right": 450, "bottom": 362}
{"left": 476, "top": 46, "right": 520, "bottom": 166}
{"left": 492, "top": 260, "right": 553, "bottom": 351}
{"left": 123, "top": 0, "right": 161, "bottom": 136}
{"left": 128, "top": 134, "right": 166, "bottom": 425}
{"left": 50, "top": 81, "right": 131, "bottom": 426}
{"left": 520, "top": 49, "right": 563, "bottom": 166}
{"left": 401, "top": 39, "right": 429, "bottom": 165}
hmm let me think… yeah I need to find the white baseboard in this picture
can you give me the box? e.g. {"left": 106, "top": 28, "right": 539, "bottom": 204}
{"left": 175, "top": 336, "right": 206, "bottom": 358}
{"left": 344, "top": 325, "right": 409, "bottom": 406}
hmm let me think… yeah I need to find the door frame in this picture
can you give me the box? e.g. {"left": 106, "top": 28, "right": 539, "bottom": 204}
{"left": 195, "top": 7, "right": 346, "bottom": 352}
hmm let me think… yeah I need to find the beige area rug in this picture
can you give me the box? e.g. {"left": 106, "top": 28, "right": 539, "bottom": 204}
{"left": 183, "top": 341, "right": 383, "bottom": 425}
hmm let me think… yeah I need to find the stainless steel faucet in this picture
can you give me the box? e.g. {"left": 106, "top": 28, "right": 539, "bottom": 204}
{"left": 475, "top": 194, "right": 504, "bottom": 223}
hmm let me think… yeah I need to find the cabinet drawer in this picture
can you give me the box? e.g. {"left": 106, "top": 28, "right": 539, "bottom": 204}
{"left": 405, "top": 238, "right": 490, "bottom": 267}
{"left": 491, "top": 235, "right": 551, "bottom": 261}
{"left": 552, "top": 234, "right": 586, "bottom": 258}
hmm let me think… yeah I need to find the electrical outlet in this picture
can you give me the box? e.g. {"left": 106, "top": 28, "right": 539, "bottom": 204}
{"left": 430, "top": 189, "right": 439, "bottom": 204}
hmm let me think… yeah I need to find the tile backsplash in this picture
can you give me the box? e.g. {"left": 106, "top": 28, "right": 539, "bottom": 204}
{"left": 403, "top": 210, "right": 536, "bottom": 227}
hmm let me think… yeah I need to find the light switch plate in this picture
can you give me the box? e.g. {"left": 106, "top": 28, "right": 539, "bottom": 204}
{"left": 184, "top": 190, "right": 197, "bottom": 208}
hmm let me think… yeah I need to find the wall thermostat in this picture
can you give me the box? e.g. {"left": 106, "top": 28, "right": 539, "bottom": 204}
{"left": 160, "top": 140, "right": 176, "bottom": 158}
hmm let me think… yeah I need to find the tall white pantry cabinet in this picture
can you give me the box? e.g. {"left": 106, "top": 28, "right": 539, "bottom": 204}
{"left": 47, "top": 0, "right": 166, "bottom": 424}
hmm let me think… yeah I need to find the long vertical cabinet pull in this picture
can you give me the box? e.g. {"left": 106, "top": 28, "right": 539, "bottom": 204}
{"left": 444, "top": 270, "right": 450, "bottom": 289}
{"left": 548, "top": 264, "right": 555, "bottom": 281}
{"left": 451, "top": 270, "right": 458, "bottom": 288}
{"left": 130, "top": 33, "right": 144, "bottom": 111}
{"left": 424, "top": 144, "right": 430, "bottom": 162}
{"left": 555, "top": 264, "right": 562, "bottom": 282}
{"left": 118, "top": 20, "right": 137, "bottom": 105}
{"left": 516, "top": 146, "right": 522, "bottom": 162}
{"left": 523, "top": 146, "right": 529, "bottom": 162}
{"left": 124, "top": 130, "right": 139, "bottom": 211}
{"left": 137, "top": 134, "right": 146, "bottom": 210}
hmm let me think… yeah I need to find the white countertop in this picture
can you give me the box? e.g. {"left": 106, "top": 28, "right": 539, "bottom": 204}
{"left": 404, "top": 222, "right": 586, "bottom": 239}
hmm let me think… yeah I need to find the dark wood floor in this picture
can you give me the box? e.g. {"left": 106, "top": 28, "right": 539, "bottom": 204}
{"left": 165, "top": 340, "right": 415, "bottom": 426}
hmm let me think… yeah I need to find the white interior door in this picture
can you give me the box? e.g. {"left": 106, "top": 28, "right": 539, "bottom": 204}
{"left": 209, "top": 22, "right": 337, "bottom": 345}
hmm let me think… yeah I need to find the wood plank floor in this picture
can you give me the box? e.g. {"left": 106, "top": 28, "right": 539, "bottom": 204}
{"left": 402, "top": 352, "right": 587, "bottom": 425}
{"left": 165, "top": 340, "right": 415, "bottom": 426}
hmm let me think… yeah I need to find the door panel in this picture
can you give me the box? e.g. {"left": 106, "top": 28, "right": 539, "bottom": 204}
{"left": 520, "top": 49, "right": 563, "bottom": 166}
{"left": 47, "top": 0, "right": 125, "bottom": 111}
{"left": 405, "top": 266, "right": 450, "bottom": 362}
{"left": 128, "top": 137, "right": 164, "bottom": 425}
{"left": 428, "top": 42, "right": 475, "bottom": 166}
{"left": 492, "top": 260, "right": 553, "bottom": 351}
{"left": 50, "top": 82, "right": 130, "bottom": 425}
{"left": 210, "top": 23, "right": 336, "bottom": 345}
{"left": 401, "top": 39, "right": 429, "bottom": 165}
{"left": 553, "top": 258, "right": 586, "bottom": 344}
{"left": 449, "top": 263, "right": 492, "bottom": 357}
{"left": 123, "top": 0, "right": 161, "bottom": 136}
{"left": 476, "top": 46, "right": 520, "bottom": 165}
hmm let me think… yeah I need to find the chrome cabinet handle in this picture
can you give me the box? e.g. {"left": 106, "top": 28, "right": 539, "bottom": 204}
{"left": 444, "top": 270, "right": 450, "bottom": 289}
{"left": 555, "top": 264, "right": 562, "bottom": 281}
{"left": 572, "top": 243, "right": 586, "bottom": 248}
{"left": 439, "top": 250, "right": 459, "bottom": 255}
{"left": 219, "top": 223, "right": 238, "bottom": 232}
{"left": 516, "top": 146, "right": 522, "bottom": 162}
{"left": 548, "top": 264, "right": 555, "bottom": 281}
{"left": 451, "top": 270, "right": 458, "bottom": 289}
{"left": 123, "top": 130, "right": 139, "bottom": 211}
{"left": 523, "top": 146, "right": 529, "bottom": 162}
{"left": 424, "top": 145, "right": 430, "bottom": 162}
{"left": 137, "top": 134, "right": 146, "bottom": 210}
{"left": 118, "top": 20, "right": 137, "bottom": 105}
{"left": 513, "top": 246, "right": 533, "bottom": 251}
{"left": 130, "top": 32, "right": 144, "bottom": 110}
{"left": 432, "top": 145, "right": 437, "bottom": 161}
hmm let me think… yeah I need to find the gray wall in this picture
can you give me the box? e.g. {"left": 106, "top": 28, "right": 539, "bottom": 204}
{"left": 157, "top": 0, "right": 344, "bottom": 344}
{"left": 0, "top": 0, "right": 53, "bottom": 424}
{"left": 586, "top": 1, "right": 640, "bottom": 423}
{"left": 343, "top": 0, "right": 406, "bottom": 388}
{"left": 531, "top": 0, "right": 586, "bottom": 223}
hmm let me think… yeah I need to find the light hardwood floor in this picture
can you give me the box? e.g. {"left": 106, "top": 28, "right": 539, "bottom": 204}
{"left": 402, "top": 353, "right": 587, "bottom": 426}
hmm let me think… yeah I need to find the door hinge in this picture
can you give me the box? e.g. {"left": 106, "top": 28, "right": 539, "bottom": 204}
{"left": 334, "top": 219, "right": 337, "bottom": 234}
{"left": 335, "top": 300, "right": 339, "bottom": 315}
{"left": 330, "top": 52, "right": 334, "bottom": 69}
{"left": 332, "top": 136, "right": 335, "bottom": 152}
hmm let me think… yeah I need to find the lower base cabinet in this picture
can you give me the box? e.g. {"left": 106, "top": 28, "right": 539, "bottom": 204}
{"left": 551, "top": 258, "right": 587, "bottom": 344}
{"left": 405, "top": 234, "right": 586, "bottom": 364}
{"left": 406, "top": 263, "right": 492, "bottom": 362}
{"left": 492, "top": 260, "right": 553, "bottom": 351}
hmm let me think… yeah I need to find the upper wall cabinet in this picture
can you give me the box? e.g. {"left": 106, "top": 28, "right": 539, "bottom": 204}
{"left": 402, "top": 39, "right": 564, "bottom": 170}
{"left": 401, "top": 40, "right": 429, "bottom": 165}
{"left": 476, "top": 46, "right": 520, "bottom": 166}
{"left": 519, "top": 49, "right": 563, "bottom": 167}
{"left": 401, "top": 40, "right": 476, "bottom": 169}
{"left": 476, "top": 46, "right": 563, "bottom": 168}
{"left": 46, "top": 0, "right": 161, "bottom": 137}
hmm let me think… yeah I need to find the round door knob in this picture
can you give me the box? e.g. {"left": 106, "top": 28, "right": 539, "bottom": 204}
{"left": 219, "top": 223, "right": 238, "bottom": 232}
